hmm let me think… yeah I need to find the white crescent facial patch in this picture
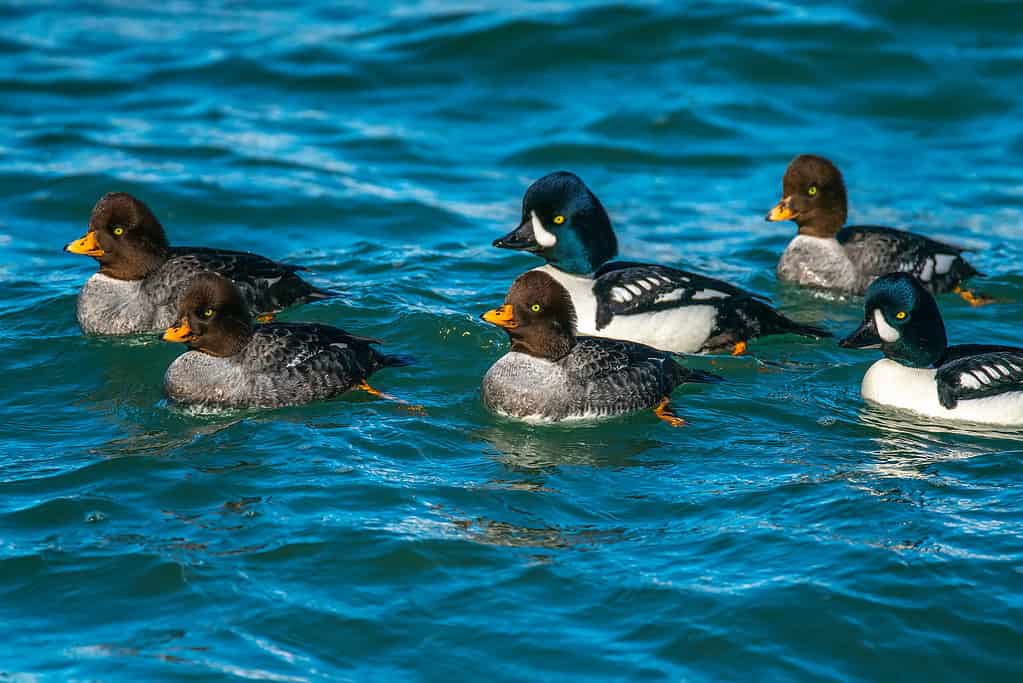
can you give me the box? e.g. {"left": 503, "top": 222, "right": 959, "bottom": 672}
{"left": 874, "top": 308, "right": 900, "bottom": 343}
{"left": 531, "top": 210, "right": 557, "bottom": 248}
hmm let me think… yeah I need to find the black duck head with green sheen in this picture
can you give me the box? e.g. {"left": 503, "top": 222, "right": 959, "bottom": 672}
{"left": 839, "top": 272, "right": 948, "bottom": 368}
{"left": 493, "top": 171, "right": 618, "bottom": 274}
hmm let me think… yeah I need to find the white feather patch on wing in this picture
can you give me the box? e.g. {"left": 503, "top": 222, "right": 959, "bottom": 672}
{"left": 960, "top": 372, "right": 983, "bottom": 389}
{"left": 691, "top": 289, "right": 727, "bottom": 301}
{"left": 934, "top": 253, "right": 957, "bottom": 275}
{"left": 531, "top": 210, "right": 557, "bottom": 248}
{"left": 654, "top": 289, "right": 686, "bottom": 304}
{"left": 611, "top": 286, "right": 632, "bottom": 303}
{"left": 874, "top": 309, "right": 900, "bottom": 343}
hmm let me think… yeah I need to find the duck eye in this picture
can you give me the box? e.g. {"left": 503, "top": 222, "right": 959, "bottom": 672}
{"left": 112, "top": 226, "right": 125, "bottom": 236}
{"left": 895, "top": 311, "right": 907, "bottom": 320}
{"left": 553, "top": 215, "right": 565, "bottom": 225}
{"left": 808, "top": 186, "right": 818, "bottom": 197}
{"left": 530, "top": 304, "right": 542, "bottom": 312}
{"left": 203, "top": 308, "right": 215, "bottom": 318}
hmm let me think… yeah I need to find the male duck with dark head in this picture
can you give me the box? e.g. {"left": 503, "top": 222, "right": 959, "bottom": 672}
{"left": 767, "top": 154, "right": 983, "bottom": 302}
{"left": 480, "top": 270, "right": 721, "bottom": 425}
{"left": 162, "top": 273, "right": 409, "bottom": 409}
{"left": 494, "top": 171, "right": 829, "bottom": 355}
{"left": 65, "top": 192, "right": 333, "bottom": 335}
{"left": 840, "top": 273, "right": 1023, "bottom": 425}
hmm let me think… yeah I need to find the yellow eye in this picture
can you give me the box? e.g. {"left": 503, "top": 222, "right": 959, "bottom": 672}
{"left": 113, "top": 226, "right": 125, "bottom": 236}
{"left": 808, "top": 186, "right": 818, "bottom": 197}
{"left": 553, "top": 215, "right": 565, "bottom": 225}
{"left": 530, "top": 304, "right": 541, "bottom": 312}
{"left": 203, "top": 308, "right": 214, "bottom": 318}
{"left": 895, "top": 311, "right": 907, "bottom": 320}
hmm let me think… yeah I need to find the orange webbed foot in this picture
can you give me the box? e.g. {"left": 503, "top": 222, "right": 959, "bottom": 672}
{"left": 954, "top": 287, "right": 995, "bottom": 307}
{"left": 654, "top": 397, "right": 686, "bottom": 428}
{"left": 358, "top": 380, "right": 426, "bottom": 415}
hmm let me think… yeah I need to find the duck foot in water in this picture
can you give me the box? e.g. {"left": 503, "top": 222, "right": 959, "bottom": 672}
{"left": 654, "top": 398, "right": 686, "bottom": 427}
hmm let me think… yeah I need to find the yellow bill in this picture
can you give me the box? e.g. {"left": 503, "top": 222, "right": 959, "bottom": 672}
{"left": 163, "top": 319, "right": 196, "bottom": 343}
{"left": 482, "top": 304, "right": 518, "bottom": 329}
{"left": 64, "top": 231, "right": 104, "bottom": 257}
{"left": 766, "top": 198, "right": 798, "bottom": 222}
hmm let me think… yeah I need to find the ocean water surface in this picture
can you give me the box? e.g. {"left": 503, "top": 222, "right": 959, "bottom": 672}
{"left": 2, "top": 1, "right": 1023, "bottom": 680}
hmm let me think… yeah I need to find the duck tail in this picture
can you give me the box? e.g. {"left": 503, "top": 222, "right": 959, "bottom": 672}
{"left": 754, "top": 300, "right": 832, "bottom": 339}
{"left": 379, "top": 353, "right": 415, "bottom": 369}
{"left": 305, "top": 285, "right": 342, "bottom": 301}
{"left": 683, "top": 368, "right": 724, "bottom": 384}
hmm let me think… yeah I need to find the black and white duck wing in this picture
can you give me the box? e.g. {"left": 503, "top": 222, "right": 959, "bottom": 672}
{"left": 591, "top": 261, "right": 767, "bottom": 330}
{"left": 935, "top": 349, "right": 1023, "bottom": 409}
{"left": 838, "top": 226, "right": 979, "bottom": 293}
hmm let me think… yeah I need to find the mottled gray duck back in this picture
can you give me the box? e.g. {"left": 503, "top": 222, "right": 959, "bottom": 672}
{"left": 482, "top": 337, "right": 687, "bottom": 422}
{"left": 164, "top": 324, "right": 377, "bottom": 409}
{"left": 78, "top": 251, "right": 323, "bottom": 335}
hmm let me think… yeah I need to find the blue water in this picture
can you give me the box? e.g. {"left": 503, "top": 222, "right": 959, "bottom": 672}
{"left": 3, "top": 1, "right": 1023, "bottom": 680}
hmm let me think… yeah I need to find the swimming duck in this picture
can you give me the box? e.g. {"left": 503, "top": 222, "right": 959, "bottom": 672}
{"left": 480, "top": 270, "right": 721, "bottom": 425}
{"left": 162, "top": 273, "right": 409, "bottom": 409}
{"left": 767, "top": 154, "right": 982, "bottom": 302}
{"left": 493, "top": 171, "right": 829, "bottom": 355}
{"left": 839, "top": 273, "right": 1023, "bottom": 425}
{"left": 65, "top": 192, "right": 332, "bottom": 335}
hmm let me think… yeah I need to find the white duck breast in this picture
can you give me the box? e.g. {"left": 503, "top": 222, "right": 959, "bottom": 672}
{"left": 532, "top": 265, "right": 719, "bottom": 354}
{"left": 861, "top": 358, "right": 1023, "bottom": 425}
{"left": 77, "top": 273, "right": 169, "bottom": 334}
{"left": 778, "top": 235, "right": 860, "bottom": 292}
{"left": 481, "top": 352, "right": 575, "bottom": 423}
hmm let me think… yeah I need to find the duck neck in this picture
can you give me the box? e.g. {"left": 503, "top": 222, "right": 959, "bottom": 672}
{"left": 509, "top": 328, "right": 575, "bottom": 361}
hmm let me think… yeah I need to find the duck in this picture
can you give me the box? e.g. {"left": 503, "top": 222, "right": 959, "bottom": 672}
{"left": 493, "top": 171, "right": 830, "bottom": 356}
{"left": 766, "top": 154, "right": 983, "bottom": 302}
{"left": 64, "top": 192, "right": 333, "bottom": 335}
{"left": 161, "top": 273, "right": 409, "bottom": 409}
{"left": 839, "top": 272, "right": 1023, "bottom": 425}
{"left": 480, "top": 269, "right": 721, "bottom": 425}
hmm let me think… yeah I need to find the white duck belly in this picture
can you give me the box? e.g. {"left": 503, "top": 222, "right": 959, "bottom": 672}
{"left": 533, "top": 265, "right": 717, "bottom": 354}
{"left": 861, "top": 358, "right": 1023, "bottom": 425}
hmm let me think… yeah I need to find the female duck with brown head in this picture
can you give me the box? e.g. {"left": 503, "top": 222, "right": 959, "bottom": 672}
{"left": 162, "top": 273, "right": 409, "bottom": 409}
{"left": 65, "top": 192, "right": 333, "bottom": 335}
{"left": 480, "top": 270, "right": 720, "bottom": 425}
{"left": 767, "top": 154, "right": 982, "bottom": 302}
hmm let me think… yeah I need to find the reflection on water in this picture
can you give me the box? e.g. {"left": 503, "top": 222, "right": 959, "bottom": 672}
{"left": 474, "top": 424, "right": 667, "bottom": 472}
{"left": 854, "top": 403, "right": 1023, "bottom": 482}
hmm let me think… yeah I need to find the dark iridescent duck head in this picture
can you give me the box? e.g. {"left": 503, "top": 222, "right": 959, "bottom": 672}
{"left": 766, "top": 154, "right": 849, "bottom": 238}
{"left": 163, "top": 273, "right": 254, "bottom": 357}
{"left": 481, "top": 270, "right": 578, "bottom": 360}
{"left": 64, "top": 192, "right": 172, "bottom": 280}
{"left": 839, "top": 273, "right": 948, "bottom": 367}
{"left": 493, "top": 171, "right": 618, "bottom": 274}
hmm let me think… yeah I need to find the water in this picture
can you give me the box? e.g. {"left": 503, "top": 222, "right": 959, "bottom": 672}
{"left": 2, "top": 1, "right": 1023, "bottom": 680}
